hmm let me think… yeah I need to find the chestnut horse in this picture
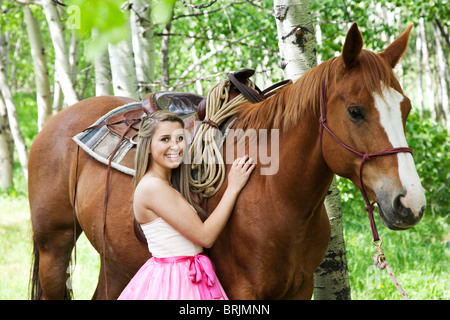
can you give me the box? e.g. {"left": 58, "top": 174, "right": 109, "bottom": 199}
{"left": 29, "top": 23, "right": 425, "bottom": 299}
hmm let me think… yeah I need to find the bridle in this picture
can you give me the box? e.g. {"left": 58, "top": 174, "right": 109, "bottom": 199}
{"left": 319, "top": 79, "right": 413, "bottom": 242}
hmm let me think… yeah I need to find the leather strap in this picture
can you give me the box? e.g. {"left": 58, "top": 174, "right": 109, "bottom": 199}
{"left": 228, "top": 70, "right": 292, "bottom": 103}
{"left": 319, "top": 78, "right": 413, "bottom": 242}
{"left": 228, "top": 73, "right": 264, "bottom": 103}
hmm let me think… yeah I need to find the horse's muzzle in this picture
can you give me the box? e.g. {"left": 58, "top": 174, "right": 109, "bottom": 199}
{"left": 377, "top": 190, "right": 425, "bottom": 230}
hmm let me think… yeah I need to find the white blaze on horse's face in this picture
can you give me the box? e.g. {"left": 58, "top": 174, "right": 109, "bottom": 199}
{"left": 373, "top": 83, "right": 426, "bottom": 219}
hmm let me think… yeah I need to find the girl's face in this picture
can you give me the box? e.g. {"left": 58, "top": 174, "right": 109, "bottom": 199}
{"left": 149, "top": 121, "right": 186, "bottom": 170}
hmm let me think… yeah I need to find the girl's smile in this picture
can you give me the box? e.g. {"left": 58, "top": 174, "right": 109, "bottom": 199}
{"left": 149, "top": 122, "right": 186, "bottom": 174}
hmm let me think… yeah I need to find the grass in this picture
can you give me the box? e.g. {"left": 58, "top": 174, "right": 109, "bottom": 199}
{"left": 342, "top": 206, "right": 450, "bottom": 300}
{"left": 0, "top": 195, "right": 99, "bottom": 300}
{"left": 1, "top": 193, "right": 448, "bottom": 300}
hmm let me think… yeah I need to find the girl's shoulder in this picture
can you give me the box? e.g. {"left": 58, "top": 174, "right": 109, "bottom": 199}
{"left": 135, "top": 175, "right": 174, "bottom": 199}
{"left": 138, "top": 174, "right": 165, "bottom": 187}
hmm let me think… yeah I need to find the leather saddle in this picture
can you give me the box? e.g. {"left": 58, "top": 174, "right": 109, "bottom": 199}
{"left": 103, "top": 69, "right": 291, "bottom": 141}
{"left": 106, "top": 92, "right": 205, "bottom": 140}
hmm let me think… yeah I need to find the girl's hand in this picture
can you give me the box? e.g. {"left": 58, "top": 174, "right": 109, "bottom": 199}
{"left": 227, "top": 155, "right": 256, "bottom": 193}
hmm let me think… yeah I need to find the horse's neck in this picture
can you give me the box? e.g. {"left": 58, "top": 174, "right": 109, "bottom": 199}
{"left": 270, "top": 107, "right": 333, "bottom": 212}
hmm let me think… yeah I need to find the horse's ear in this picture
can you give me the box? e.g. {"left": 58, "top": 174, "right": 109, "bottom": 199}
{"left": 379, "top": 24, "right": 413, "bottom": 68}
{"left": 342, "top": 23, "right": 364, "bottom": 69}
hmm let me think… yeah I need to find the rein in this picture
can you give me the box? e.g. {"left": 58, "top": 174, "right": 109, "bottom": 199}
{"left": 319, "top": 79, "right": 412, "bottom": 242}
{"left": 319, "top": 78, "right": 411, "bottom": 299}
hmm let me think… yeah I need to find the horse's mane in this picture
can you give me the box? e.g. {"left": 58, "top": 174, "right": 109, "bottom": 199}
{"left": 235, "top": 50, "right": 397, "bottom": 131}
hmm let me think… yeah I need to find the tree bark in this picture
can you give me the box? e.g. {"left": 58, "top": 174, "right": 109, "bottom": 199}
{"left": 415, "top": 23, "right": 424, "bottom": 117}
{"left": 160, "top": 18, "right": 173, "bottom": 91}
{"left": 92, "top": 29, "right": 113, "bottom": 96}
{"left": 23, "top": 6, "right": 52, "bottom": 131}
{"left": 0, "top": 57, "right": 28, "bottom": 181}
{"left": 313, "top": 178, "right": 351, "bottom": 299}
{"left": 274, "top": 0, "right": 317, "bottom": 78}
{"left": 130, "top": 0, "right": 155, "bottom": 98}
{"left": 274, "top": 0, "right": 351, "bottom": 300}
{"left": 433, "top": 22, "right": 449, "bottom": 130}
{"left": 0, "top": 92, "right": 13, "bottom": 192}
{"left": 42, "top": 0, "right": 79, "bottom": 106}
{"left": 418, "top": 18, "right": 435, "bottom": 120}
{"left": 68, "top": 29, "right": 80, "bottom": 86}
{"left": 0, "top": 22, "right": 13, "bottom": 191}
{"left": 108, "top": 38, "right": 139, "bottom": 99}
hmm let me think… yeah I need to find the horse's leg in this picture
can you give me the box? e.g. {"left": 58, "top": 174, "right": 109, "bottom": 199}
{"left": 92, "top": 260, "right": 133, "bottom": 300}
{"left": 28, "top": 116, "right": 82, "bottom": 299}
{"left": 30, "top": 192, "right": 81, "bottom": 299}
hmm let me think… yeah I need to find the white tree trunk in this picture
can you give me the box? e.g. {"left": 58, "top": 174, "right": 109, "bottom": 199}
{"left": 92, "top": 29, "right": 113, "bottom": 96}
{"left": 274, "top": 0, "right": 317, "bottom": 79}
{"left": 42, "top": 0, "right": 79, "bottom": 106}
{"left": 68, "top": 29, "right": 80, "bottom": 85}
{"left": 433, "top": 23, "right": 449, "bottom": 130}
{"left": 130, "top": 0, "right": 155, "bottom": 98}
{"left": 419, "top": 18, "right": 435, "bottom": 119}
{"left": 109, "top": 39, "right": 139, "bottom": 99}
{"left": 415, "top": 26, "right": 424, "bottom": 117}
{"left": 274, "top": 0, "right": 350, "bottom": 300}
{"left": 0, "top": 19, "right": 13, "bottom": 191}
{"left": 160, "top": 21, "right": 172, "bottom": 91}
{"left": 23, "top": 6, "right": 52, "bottom": 131}
{"left": 0, "top": 58, "right": 28, "bottom": 181}
{"left": 0, "top": 92, "right": 13, "bottom": 192}
{"left": 313, "top": 178, "right": 351, "bottom": 299}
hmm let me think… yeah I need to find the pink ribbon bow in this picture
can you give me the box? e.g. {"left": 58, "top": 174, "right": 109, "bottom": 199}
{"left": 154, "top": 253, "right": 223, "bottom": 299}
{"left": 187, "top": 254, "right": 222, "bottom": 299}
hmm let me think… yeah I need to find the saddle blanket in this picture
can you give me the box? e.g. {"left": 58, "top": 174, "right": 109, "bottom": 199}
{"left": 72, "top": 102, "right": 142, "bottom": 176}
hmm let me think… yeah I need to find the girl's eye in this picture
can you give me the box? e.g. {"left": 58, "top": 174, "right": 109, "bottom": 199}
{"left": 177, "top": 136, "right": 184, "bottom": 142}
{"left": 161, "top": 137, "right": 169, "bottom": 142}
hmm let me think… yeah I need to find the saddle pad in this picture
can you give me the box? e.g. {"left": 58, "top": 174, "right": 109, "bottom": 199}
{"left": 72, "top": 102, "right": 141, "bottom": 176}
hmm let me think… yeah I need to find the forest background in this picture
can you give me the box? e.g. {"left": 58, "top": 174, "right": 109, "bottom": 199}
{"left": 0, "top": 0, "right": 448, "bottom": 299}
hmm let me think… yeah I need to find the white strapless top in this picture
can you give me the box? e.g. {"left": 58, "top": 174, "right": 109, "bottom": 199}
{"left": 140, "top": 217, "right": 203, "bottom": 258}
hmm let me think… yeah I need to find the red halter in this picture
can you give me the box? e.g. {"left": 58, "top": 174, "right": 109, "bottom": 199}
{"left": 319, "top": 79, "right": 413, "bottom": 242}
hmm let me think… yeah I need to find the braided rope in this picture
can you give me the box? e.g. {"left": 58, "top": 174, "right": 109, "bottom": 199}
{"left": 373, "top": 240, "right": 409, "bottom": 300}
{"left": 189, "top": 78, "right": 255, "bottom": 200}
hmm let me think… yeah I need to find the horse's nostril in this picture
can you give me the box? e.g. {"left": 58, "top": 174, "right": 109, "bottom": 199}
{"left": 393, "top": 194, "right": 406, "bottom": 215}
{"left": 419, "top": 205, "right": 426, "bottom": 218}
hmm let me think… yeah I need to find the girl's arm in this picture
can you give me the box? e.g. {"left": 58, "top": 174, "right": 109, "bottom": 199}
{"left": 134, "top": 155, "right": 255, "bottom": 248}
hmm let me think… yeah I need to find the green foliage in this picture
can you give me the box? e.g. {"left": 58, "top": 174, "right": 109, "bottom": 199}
{"left": 152, "top": 0, "right": 176, "bottom": 24}
{"left": 406, "top": 113, "right": 450, "bottom": 215}
{"left": 311, "top": 0, "right": 449, "bottom": 63}
{"left": 163, "top": 0, "right": 282, "bottom": 91}
{"left": 67, "top": 0, "right": 131, "bottom": 59}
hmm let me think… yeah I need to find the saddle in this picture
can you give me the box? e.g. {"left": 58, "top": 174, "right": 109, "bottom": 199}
{"left": 106, "top": 92, "right": 205, "bottom": 140}
{"left": 102, "top": 69, "right": 291, "bottom": 141}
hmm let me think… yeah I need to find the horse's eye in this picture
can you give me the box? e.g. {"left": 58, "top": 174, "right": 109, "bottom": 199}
{"left": 347, "top": 106, "right": 364, "bottom": 120}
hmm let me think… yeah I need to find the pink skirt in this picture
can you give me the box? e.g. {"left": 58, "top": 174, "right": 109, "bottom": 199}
{"left": 117, "top": 253, "right": 228, "bottom": 300}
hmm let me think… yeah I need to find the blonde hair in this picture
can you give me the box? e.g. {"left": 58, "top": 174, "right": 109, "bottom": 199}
{"left": 134, "top": 110, "right": 207, "bottom": 220}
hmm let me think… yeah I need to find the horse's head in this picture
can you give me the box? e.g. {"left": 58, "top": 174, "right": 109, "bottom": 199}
{"left": 322, "top": 23, "right": 426, "bottom": 230}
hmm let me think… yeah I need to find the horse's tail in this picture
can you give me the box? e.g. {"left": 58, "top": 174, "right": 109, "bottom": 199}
{"left": 29, "top": 239, "right": 74, "bottom": 300}
{"left": 30, "top": 239, "right": 42, "bottom": 300}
